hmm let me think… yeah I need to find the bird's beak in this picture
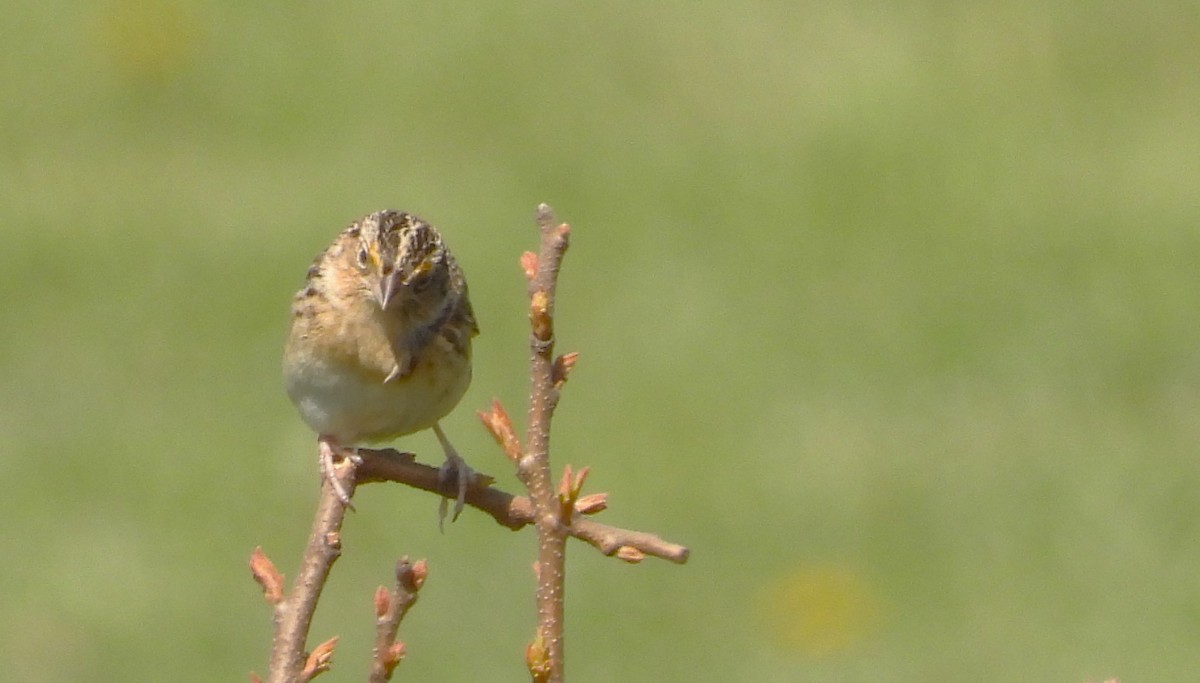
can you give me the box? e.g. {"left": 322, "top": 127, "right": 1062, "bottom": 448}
{"left": 374, "top": 271, "right": 401, "bottom": 310}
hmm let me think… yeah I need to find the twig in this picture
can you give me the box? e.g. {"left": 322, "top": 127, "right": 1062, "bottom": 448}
{"left": 258, "top": 454, "right": 358, "bottom": 682}
{"left": 355, "top": 448, "right": 689, "bottom": 564}
{"left": 512, "top": 204, "right": 573, "bottom": 681}
{"left": 368, "top": 557, "right": 426, "bottom": 682}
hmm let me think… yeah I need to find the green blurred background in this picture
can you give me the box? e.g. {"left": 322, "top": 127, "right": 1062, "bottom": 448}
{"left": 3, "top": 1, "right": 1198, "bottom": 680}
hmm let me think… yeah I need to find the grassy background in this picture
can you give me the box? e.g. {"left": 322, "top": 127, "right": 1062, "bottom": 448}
{"left": 3, "top": 1, "right": 1198, "bottom": 680}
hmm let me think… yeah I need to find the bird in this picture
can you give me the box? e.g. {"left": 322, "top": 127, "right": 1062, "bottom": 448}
{"left": 283, "top": 209, "right": 479, "bottom": 522}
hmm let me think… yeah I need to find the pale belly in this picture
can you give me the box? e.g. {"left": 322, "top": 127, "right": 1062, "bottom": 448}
{"left": 284, "top": 348, "right": 472, "bottom": 444}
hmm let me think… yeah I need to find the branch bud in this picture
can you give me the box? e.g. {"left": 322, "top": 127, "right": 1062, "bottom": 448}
{"left": 373, "top": 586, "right": 390, "bottom": 619}
{"left": 551, "top": 351, "right": 579, "bottom": 387}
{"left": 409, "top": 558, "right": 428, "bottom": 591}
{"left": 615, "top": 546, "right": 646, "bottom": 564}
{"left": 382, "top": 642, "right": 407, "bottom": 675}
{"left": 574, "top": 492, "right": 608, "bottom": 515}
{"left": 526, "top": 634, "right": 552, "bottom": 683}
{"left": 530, "top": 291, "right": 552, "bottom": 342}
{"left": 249, "top": 547, "right": 285, "bottom": 605}
{"left": 302, "top": 636, "right": 338, "bottom": 679}
{"left": 477, "top": 399, "right": 521, "bottom": 462}
{"left": 521, "top": 251, "right": 538, "bottom": 281}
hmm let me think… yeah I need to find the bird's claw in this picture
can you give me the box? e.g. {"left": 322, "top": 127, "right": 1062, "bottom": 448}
{"left": 437, "top": 453, "right": 474, "bottom": 531}
{"left": 318, "top": 438, "right": 359, "bottom": 509}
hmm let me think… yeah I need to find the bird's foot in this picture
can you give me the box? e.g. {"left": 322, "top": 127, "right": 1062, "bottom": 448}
{"left": 433, "top": 424, "right": 474, "bottom": 530}
{"left": 318, "top": 436, "right": 360, "bottom": 508}
{"left": 437, "top": 451, "right": 475, "bottom": 530}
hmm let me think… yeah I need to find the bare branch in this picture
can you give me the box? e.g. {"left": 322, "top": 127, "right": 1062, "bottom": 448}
{"left": 261, "top": 454, "right": 358, "bottom": 683}
{"left": 368, "top": 557, "right": 426, "bottom": 682}
{"left": 514, "top": 204, "right": 573, "bottom": 681}
{"left": 354, "top": 448, "right": 689, "bottom": 564}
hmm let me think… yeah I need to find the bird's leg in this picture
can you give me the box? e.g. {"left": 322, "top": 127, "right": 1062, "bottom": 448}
{"left": 318, "top": 435, "right": 361, "bottom": 507}
{"left": 433, "top": 422, "right": 473, "bottom": 529}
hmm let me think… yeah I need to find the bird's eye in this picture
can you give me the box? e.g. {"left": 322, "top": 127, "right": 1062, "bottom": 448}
{"left": 356, "top": 246, "right": 369, "bottom": 270}
{"left": 410, "top": 271, "right": 432, "bottom": 292}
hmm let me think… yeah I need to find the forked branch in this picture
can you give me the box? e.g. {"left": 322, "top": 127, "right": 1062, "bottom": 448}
{"left": 517, "top": 205, "right": 573, "bottom": 682}
{"left": 368, "top": 557, "right": 426, "bottom": 682}
{"left": 355, "top": 449, "right": 689, "bottom": 563}
{"left": 253, "top": 456, "right": 358, "bottom": 683}
{"left": 252, "top": 204, "right": 689, "bottom": 683}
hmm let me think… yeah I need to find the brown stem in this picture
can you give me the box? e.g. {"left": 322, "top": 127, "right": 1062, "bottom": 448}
{"left": 368, "top": 557, "right": 425, "bottom": 682}
{"left": 265, "top": 456, "right": 357, "bottom": 683}
{"left": 354, "top": 448, "right": 689, "bottom": 563}
{"left": 514, "top": 204, "right": 572, "bottom": 681}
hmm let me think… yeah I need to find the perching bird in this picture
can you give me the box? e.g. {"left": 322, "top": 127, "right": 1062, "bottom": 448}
{"left": 283, "top": 210, "right": 478, "bottom": 521}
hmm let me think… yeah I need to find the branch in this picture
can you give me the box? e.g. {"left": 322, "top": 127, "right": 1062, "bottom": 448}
{"left": 521, "top": 204, "right": 572, "bottom": 681}
{"left": 255, "top": 454, "right": 358, "bottom": 683}
{"left": 368, "top": 557, "right": 426, "bottom": 682}
{"left": 355, "top": 448, "right": 690, "bottom": 564}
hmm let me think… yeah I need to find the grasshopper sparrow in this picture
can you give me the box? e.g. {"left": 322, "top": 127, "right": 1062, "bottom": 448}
{"left": 283, "top": 210, "right": 479, "bottom": 520}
